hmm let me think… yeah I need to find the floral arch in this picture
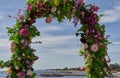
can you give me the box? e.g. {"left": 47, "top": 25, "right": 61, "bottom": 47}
{"left": 0, "top": 0, "right": 111, "bottom": 78}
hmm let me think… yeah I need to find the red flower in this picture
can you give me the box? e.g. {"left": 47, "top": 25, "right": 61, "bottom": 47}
{"left": 20, "top": 29, "right": 29, "bottom": 37}
{"left": 81, "top": 67, "right": 85, "bottom": 71}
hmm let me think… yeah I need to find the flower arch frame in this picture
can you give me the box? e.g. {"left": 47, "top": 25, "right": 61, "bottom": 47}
{"left": 0, "top": 0, "right": 111, "bottom": 78}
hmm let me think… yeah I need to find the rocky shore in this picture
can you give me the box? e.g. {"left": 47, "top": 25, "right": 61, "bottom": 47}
{"left": 40, "top": 70, "right": 86, "bottom": 77}
{"left": 40, "top": 67, "right": 120, "bottom": 77}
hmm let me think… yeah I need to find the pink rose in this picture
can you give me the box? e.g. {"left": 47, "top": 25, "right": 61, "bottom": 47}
{"left": 17, "top": 57, "right": 21, "bottom": 61}
{"left": 91, "top": 44, "right": 98, "bottom": 52}
{"left": 20, "top": 29, "right": 29, "bottom": 37}
{"left": 27, "top": 4, "right": 32, "bottom": 11}
{"left": 45, "top": 16, "right": 52, "bottom": 23}
{"left": 51, "top": 7, "right": 56, "bottom": 13}
{"left": 15, "top": 66, "right": 20, "bottom": 70}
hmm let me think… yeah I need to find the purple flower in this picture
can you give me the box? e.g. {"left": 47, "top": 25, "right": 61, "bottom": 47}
{"left": 17, "top": 9, "right": 23, "bottom": 20}
{"left": 23, "top": 25, "right": 29, "bottom": 29}
{"left": 106, "top": 35, "right": 110, "bottom": 39}
{"left": 107, "top": 56, "right": 111, "bottom": 63}
{"left": 34, "top": 56, "right": 39, "bottom": 61}
{"left": 72, "top": 16, "right": 79, "bottom": 26}
{"left": 31, "top": 49, "right": 36, "bottom": 52}
{"left": 74, "top": 0, "right": 84, "bottom": 7}
{"left": 26, "top": 60, "right": 30, "bottom": 64}
{"left": 24, "top": 40, "right": 28, "bottom": 46}
{"left": 85, "top": 13, "right": 98, "bottom": 26}
{"left": 17, "top": 15, "right": 23, "bottom": 20}
{"left": 27, "top": 65, "right": 32, "bottom": 69}
{"left": 17, "top": 71, "right": 26, "bottom": 78}
{"left": 81, "top": 11, "right": 86, "bottom": 18}
{"left": 90, "top": 5, "right": 99, "bottom": 13}
{"left": 11, "top": 42, "right": 15, "bottom": 48}
{"left": 72, "top": 7, "right": 76, "bottom": 12}
{"left": 95, "top": 31, "right": 101, "bottom": 39}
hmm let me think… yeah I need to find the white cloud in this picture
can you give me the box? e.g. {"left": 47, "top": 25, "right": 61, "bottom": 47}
{"left": 100, "top": 5, "right": 120, "bottom": 23}
{"left": 49, "top": 48, "right": 79, "bottom": 55}
{"left": 112, "top": 41, "right": 120, "bottom": 45}
{"left": 0, "top": 39, "right": 10, "bottom": 47}
{"left": 0, "top": 39, "right": 11, "bottom": 60}
{"left": 39, "top": 25, "right": 63, "bottom": 32}
{"left": 108, "top": 45, "right": 120, "bottom": 52}
{"left": 32, "top": 35, "right": 80, "bottom": 56}
{"left": 108, "top": 42, "right": 120, "bottom": 52}
{"left": 32, "top": 35, "right": 78, "bottom": 47}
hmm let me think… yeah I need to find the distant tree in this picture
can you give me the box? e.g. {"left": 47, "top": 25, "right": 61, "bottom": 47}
{"left": 64, "top": 67, "right": 68, "bottom": 70}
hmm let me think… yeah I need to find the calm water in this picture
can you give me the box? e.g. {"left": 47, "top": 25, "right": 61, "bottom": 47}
{"left": 0, "top": 70, "right": 86, "bottom": 78}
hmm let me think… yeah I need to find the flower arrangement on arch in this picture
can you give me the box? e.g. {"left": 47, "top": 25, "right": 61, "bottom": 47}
{"left": 0, "top": 0, "right": 111, "bottom": 78}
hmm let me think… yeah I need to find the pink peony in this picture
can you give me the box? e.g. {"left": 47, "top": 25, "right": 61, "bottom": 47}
{"left": 45, "top": 16, "right": 52, "bottom": 23}
{"left": 91, "top": 44, "right": 98, "bottom": 52}
{"left": 20, "top": 29, "right": 29, "bottom": 37}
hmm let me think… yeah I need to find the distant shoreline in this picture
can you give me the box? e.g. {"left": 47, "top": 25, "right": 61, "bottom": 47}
{"left": 40, "top": 67, "right": 120, "bottom": 77}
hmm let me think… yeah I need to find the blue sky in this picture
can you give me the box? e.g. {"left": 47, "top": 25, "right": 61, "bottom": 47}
{"left": 0, "top": 0, "right": 120, "bottom": 70}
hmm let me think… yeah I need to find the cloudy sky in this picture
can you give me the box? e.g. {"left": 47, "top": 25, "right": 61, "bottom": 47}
{"left": 0, "top": 0, "right": 120, "bottom": 70}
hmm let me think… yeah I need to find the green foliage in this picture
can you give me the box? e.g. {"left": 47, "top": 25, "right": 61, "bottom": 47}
{"left": 29, "top": 25, "right": 40, "bottom": 38}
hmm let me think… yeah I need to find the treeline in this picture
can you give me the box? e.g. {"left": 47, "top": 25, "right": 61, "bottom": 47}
{"left": 109, "top": 63, "right": 120, "bottom": 71}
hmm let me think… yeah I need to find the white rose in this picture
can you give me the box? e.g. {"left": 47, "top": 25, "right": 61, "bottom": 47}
{"left": 83, "top": 44, "right": 88, "bottom": 50}
{"left": 27, "top": 70, "right": 33, "bottom": 76}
